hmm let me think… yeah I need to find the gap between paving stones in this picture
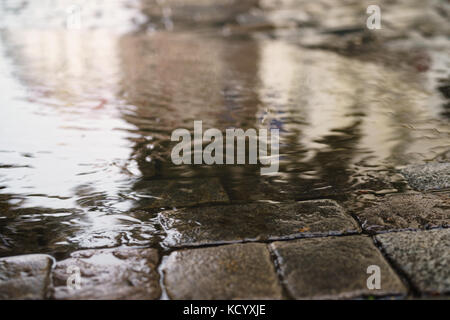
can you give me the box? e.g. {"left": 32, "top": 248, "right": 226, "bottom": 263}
{"left": 372, "top": 235, "right": 423, "bottom": 297}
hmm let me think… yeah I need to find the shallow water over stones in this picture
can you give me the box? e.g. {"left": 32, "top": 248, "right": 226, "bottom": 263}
{"left": 159, "top": 200, "right": 360, "bottom": 248}
{"left": 0, "top": 1, "right": 449, "bottom": 259}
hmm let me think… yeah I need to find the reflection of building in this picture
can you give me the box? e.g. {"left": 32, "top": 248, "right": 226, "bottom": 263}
{"left": 0, "top": 22, "right": 149, "bottom": 254}
{"left": 256, "top": 38, "right": 446, "bottom": 172}
{"left": 117, "top": 31, "right": 262, "bottom": 178}
{"left": 119, "top": 31, "right": 228, "bottom": 130}
{"left": 141, "top": 0, "right": 258, "bottom": 29}
{"left": 2, "top": 28, "right": 122, "bottom": 104}
{"left": 0, "top": 0, "right": 143, "bottom": 31}
{"left": 0, "top": 27, "right": 136, "bottom": 216}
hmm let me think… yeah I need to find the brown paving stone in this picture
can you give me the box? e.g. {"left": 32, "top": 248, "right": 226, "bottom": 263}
{"left": 0, "top": 254, "right": 53, "bottom": 299}
{"left": 52, "top": 247, "right": 161, "bottom": 300}
{"left": 270, "top": 235, "right": 407, "bottom": 299}
{"left": 376, "top": 229, "right": 450, "bottom": 295}
{"left": 162, "top": 243, "right": 283, "bottom": 299}
{"left": 159, "top": 200, "right": 360, "bottom": 247}
{"left": 354, "top": 193, "right": 449, "bottom": 233}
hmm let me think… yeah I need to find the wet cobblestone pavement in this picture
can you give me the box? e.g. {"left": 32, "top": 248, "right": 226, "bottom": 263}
{"left": 0, "top": 0, "right": 449, "bottom": 299}
{"left": 1, "top": 161, "right": 448, "bottom": 299}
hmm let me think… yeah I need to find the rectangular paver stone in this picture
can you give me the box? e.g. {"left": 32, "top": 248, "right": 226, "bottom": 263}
{"left": 0, "top": 254, "right": 54, "bottom": 299}
{"left": 162, "top": 243, "right": 283, "bottom": 299}
{"left": 52, "top": 247, "right": 161, "bottom": 299}
{"left": 270, "top": 236, "right": 407, "bottom": 299}
{"left": 159, "top": 199, "right": 361, "bottom": 247}
{"left": 376, "top": 229, "right": 450, "bottom": 295}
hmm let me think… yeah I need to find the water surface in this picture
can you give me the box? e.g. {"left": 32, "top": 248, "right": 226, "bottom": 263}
{"left": 0, "top": 1, "right": 449, "bottom": 258}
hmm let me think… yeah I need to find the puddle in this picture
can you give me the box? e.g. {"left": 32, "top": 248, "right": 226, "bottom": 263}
{"left": 0, "top": 0, "right": 448, "bottom": 257}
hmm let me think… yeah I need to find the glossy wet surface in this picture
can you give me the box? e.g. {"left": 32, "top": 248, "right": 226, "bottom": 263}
{"left": 0, "top": 0, "right": 449, "bottom": 258}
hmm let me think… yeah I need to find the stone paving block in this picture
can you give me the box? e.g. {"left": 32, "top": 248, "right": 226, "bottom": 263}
{"left": 133, "top": 178, "right": 229, "bottom": 209}
{"left": 355, "top": 193, "right": 449, "bottom": 233}
{"left": 400, "top": 162, "right": 450, "bottom": 191}
{"left": 162, "top": 243, "right": 283, "bottom": 299}
{"left": 52, "top": 247, "right": 161, "bottom": 300}
{"left": 159, "top": 200, "right": 360, "bottom": 247}
{"left": 270, "top": 236, "right": 407, "bottom": 299}
{"left": 0, "top": 254, "right": 54, "bottom": 299}
{"left": 376, "top": 229, "right": 450, "bottom": 295}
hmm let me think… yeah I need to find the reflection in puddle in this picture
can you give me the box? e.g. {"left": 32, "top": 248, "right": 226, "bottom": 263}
{"left": 0, "top": 1, "right": 448, "bottom": 257}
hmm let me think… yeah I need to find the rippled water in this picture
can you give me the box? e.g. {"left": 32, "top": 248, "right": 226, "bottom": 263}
{"left": 0, "top": 1, "right": 449, "bottom": 258}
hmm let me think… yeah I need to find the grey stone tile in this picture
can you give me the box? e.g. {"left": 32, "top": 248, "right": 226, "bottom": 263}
{"left": 159, "top": 200, "right": 360, "bottom": 247}
{"left": 162, "top": 243, "right": 283, "bottom": 299}
{"left": 0, "top": 254, "right": 54, "bottom": 299}
{"left": 270, "top": 236, "right": 407, "bottom": 299}
{"left": 400, "top": 162, "right": 450, "bottom": 191}
{"left": 376, "top": 229, "right": 450, "bottom": 295}
{"left": 133, "top": 178, "right": 229, "bottom": 209}
{"left": 355, "top": 193, "right": 449, "bottom": 233}
{"left": 52, "top": 247, "right": 161, "bottom": 299}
